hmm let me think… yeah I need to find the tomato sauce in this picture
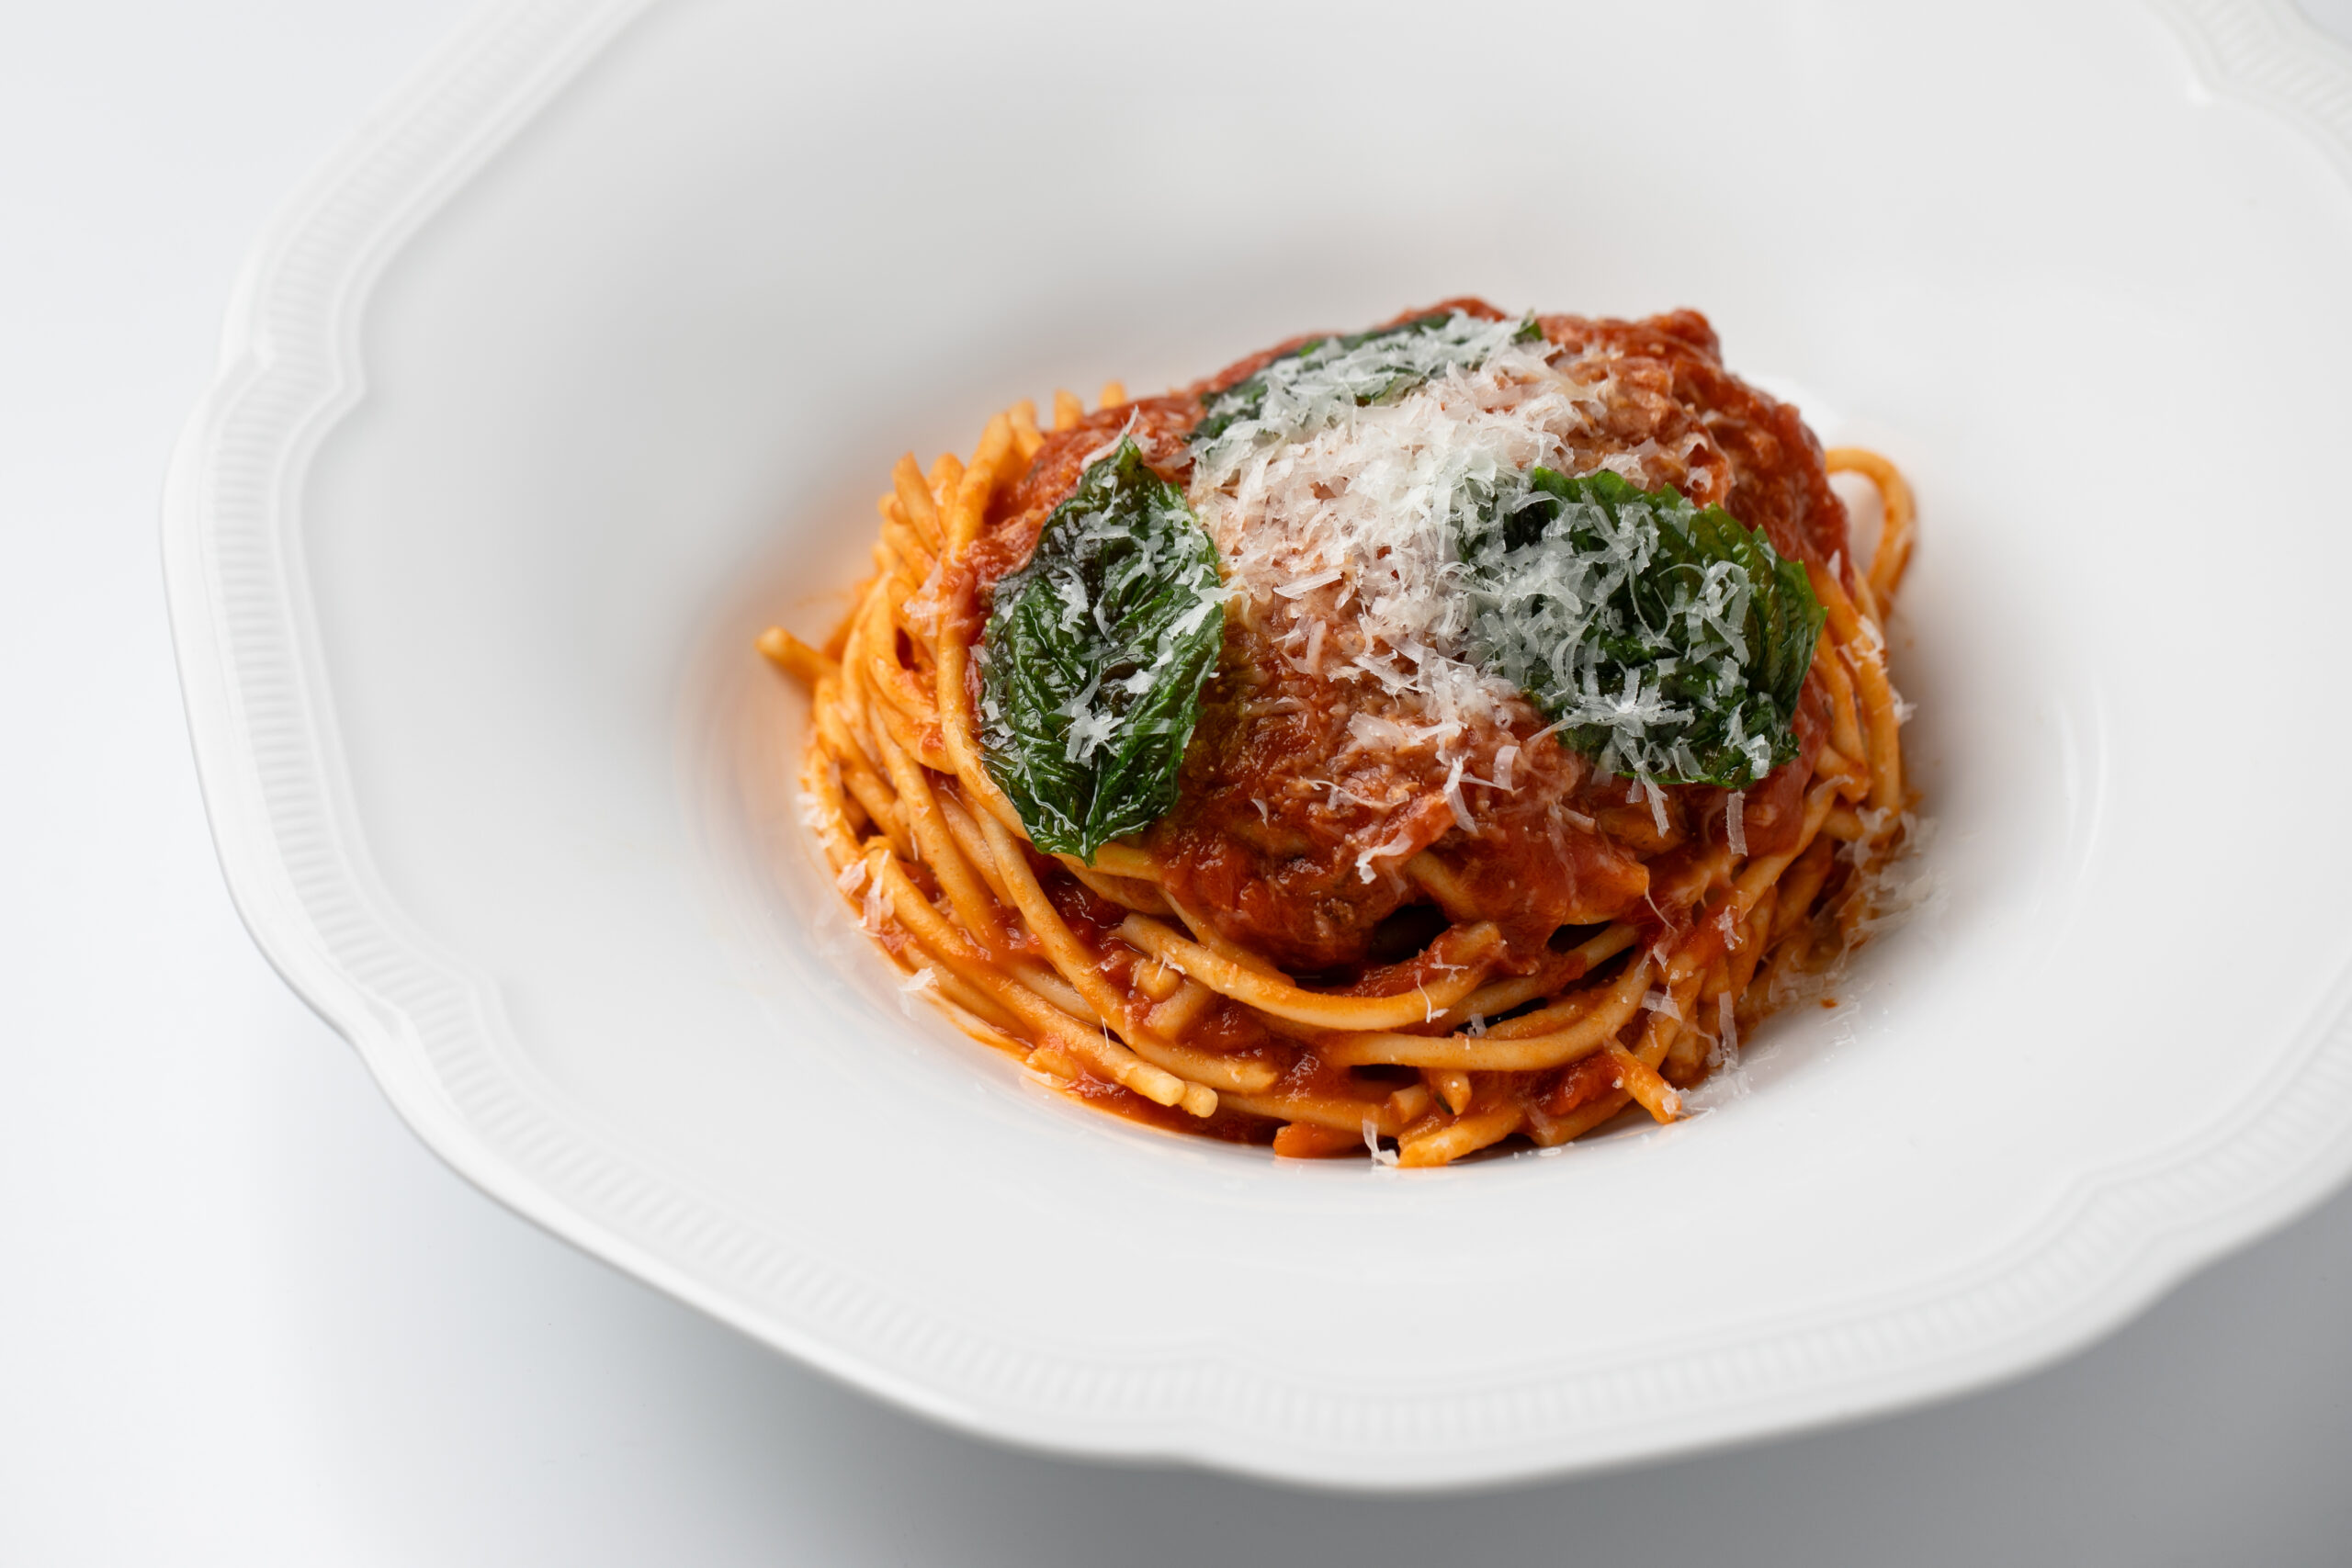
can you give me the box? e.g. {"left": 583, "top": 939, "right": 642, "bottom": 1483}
{"left": 974, "top": 302, "right": 1845, "bottom": 977}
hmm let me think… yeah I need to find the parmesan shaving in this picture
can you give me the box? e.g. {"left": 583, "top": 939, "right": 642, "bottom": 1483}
{"left": 1725, "top": 789, "right": 1747, "bottom": 857}
{"left": 896, "top": 965, "right": 940, "bottom": 1017}
{"left": 1442, "top": 758, "right": 1476, "bottom": 833}
{"left": 1841, "top": 811, "right": 1946, "bottom": 947}
{"left": 1317, "top": 778, "right": 1385, "bottom": 812}
{"left": 1354, "top": 819, "right": 1422, "bottom": 884}
{"left": 903, "top": 560, "right": 945, "bottom": 637}
{"left": 1275, "top": 568, "right": 1342, "bottom": 599}
{"left": 1192, "top": 335, "right": 1600, "bottom": 790}
{"left": 1078, "top": 410, "right": 1142, "bottom": 470}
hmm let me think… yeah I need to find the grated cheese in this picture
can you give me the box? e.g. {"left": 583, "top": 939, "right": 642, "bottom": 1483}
{"left": 903, "top": 560, "right": 945, "bottom": 637}
{"left": 1442, "top": 757, "right": 1476, "bottom": 833}
{"left": 1191, "top": 329, "right": 1611, "bottom": 794}
{"left": 1354, "top": 818, "right": 1424, "bottom": 883}
{"left": 1317, "top": 777, "right": 1387, "bottom": 812}
{"left": 1193, "top": 312, "right": 1537, "bottom": 483}
{"left": 1275, "top": 568, "right": 1342, "bottom": 599}
{"left": 1182, "top": 308, "right": 1795, "bottom": 878}
{"left": 896, "top": 965, "right": 940, "bottom": 1018}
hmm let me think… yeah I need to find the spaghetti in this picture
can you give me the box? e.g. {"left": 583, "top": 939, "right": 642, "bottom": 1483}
{"left": 761, "top": 303, "right": 1918, "bottom": 1167}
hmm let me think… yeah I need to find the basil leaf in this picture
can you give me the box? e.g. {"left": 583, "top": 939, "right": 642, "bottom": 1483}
{"left": 1190, "top": 311, "right": 1543, "bottom": 462}
{"left": 1461, "top": 468, "right": 1825, "bottom": 788}
{"left": 978, "top": 438, "right": 1227, "bottom": 863}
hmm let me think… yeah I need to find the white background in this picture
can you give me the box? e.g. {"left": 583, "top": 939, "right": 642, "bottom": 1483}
{"left": 10, "top": 2, "right": 2352, "bottom": 1562}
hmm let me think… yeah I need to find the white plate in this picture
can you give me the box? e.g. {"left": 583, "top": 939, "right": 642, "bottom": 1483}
{"left": 164, "top": 0, "right": 2352, "bottom": 1488}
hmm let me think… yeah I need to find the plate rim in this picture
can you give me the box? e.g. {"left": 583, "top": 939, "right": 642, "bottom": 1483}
{"left": 160, "top": 0, "right": 2352, "bottom": 1489}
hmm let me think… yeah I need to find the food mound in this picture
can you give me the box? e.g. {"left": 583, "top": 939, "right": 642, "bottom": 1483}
{"left": 763, "top": 300, "right": 1918, "bottom": 1167}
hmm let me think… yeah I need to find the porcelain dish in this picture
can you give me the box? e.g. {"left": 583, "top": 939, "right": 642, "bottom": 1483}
{"left": 164, "top": 0, "right": 2352, "bottom": 1487}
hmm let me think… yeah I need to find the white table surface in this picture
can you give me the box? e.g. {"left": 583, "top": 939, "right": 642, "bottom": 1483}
{"left": 11, "top": 3, "right": 2352, "bottom": 1562}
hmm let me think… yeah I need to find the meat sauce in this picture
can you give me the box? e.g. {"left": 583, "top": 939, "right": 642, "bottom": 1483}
{"left": 972, "top": 301, "right": 1846, "bottom": 979}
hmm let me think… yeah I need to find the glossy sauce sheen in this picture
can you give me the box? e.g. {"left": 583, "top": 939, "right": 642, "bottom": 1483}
{"left": 975, "top": 302, "right": 1844, "bottom": 981}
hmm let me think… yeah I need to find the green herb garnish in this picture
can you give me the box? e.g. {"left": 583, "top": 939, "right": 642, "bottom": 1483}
{"left": 978, "top": 438, "right": 1227, "bottom": 862}
{"left": 1460, "top": 468, "right": 1823, "bottom": 788}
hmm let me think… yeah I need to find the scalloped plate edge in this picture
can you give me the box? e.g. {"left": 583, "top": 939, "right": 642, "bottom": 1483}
{"left": 158, "top": 0, "right": 2352, "bottom": 1489}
